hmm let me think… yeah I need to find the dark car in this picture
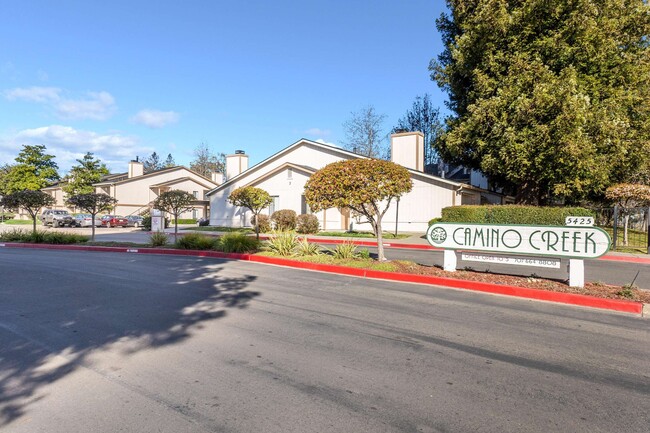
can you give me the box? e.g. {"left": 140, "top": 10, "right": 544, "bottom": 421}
{"left": 101, "top": 215, "right": 128, "bottom": 228}
{"left": 125, "top": 215, "right": 144, "bottom": 228}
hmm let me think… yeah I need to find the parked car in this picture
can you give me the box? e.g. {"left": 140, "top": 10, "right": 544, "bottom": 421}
{"left": 74, "top": 214, "right": 102, "bottom": 227}
{"left": 40, "top": 209, "right": 75, "bottom": 227}
{"left": 101, "top": 215, "right": 129, "bottom": 228}
{"left": 125, "top": 215, "right": 144, "bottom": 228}
{"left": 197, "top": 217, "right": 210, "bottom": 227}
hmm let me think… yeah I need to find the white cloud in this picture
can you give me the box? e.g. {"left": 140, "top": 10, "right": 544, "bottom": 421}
{"left": 55, "top": 91, "right": 116, "bottom": 120}
{"left": 4, "top": 87, "right": 116, "bottom": 120}
{"left": 305, "top": 127, "right": 331, "bottom": 136}
{"left": 131, "top": 109, "right": 180, "bottom": 128}
{"left": 0, "top": 125, "right": 152, "bottom": 172}
{"left": 5, "top": 86, "right": 61, "bottom": 102}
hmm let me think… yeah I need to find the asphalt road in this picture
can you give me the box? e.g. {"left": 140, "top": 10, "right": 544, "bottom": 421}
{"left": 1, "top": 249, "right": 649, "bottom": 432}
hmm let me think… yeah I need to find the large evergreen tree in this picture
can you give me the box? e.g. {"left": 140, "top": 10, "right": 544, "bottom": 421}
{"left": 62, "top": 152, "right": 109, "bottom": 196}
{"left": 4, "top": 145, "right": 59, "bottom": 193}
{"left": 431, "top": 0, "right": 650, "bottom": 204}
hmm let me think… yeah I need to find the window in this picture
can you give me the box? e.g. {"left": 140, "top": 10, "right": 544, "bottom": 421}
{"left": 192, "top": 209, "right": 198, "bottom": 219}
{"left": 192, "top": 191, "right": 198, "bottom": 198}
{"left": 269, "top": 196, "right": 279, "bottom": 215}
{"left": 287, "top": 168, "right": 293, "bottom": 180}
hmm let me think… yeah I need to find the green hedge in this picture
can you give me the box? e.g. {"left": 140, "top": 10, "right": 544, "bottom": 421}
{"left": 173, "top": 218, "right": 197, "bottom": 224}
{"left": 432, "top": 205, "right": 595, "bottom": 226}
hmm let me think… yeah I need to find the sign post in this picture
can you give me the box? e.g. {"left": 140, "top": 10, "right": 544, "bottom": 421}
{"left": 426, "top": 223, "right": 611, "bottom": 288}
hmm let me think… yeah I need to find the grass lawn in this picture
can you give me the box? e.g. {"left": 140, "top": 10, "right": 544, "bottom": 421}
{"left": 599, "top": 226, "right": 648, "bottom": 254}
{"left": 182, "top": 226, "right": 253, "bottom": 233}
{"left": 316, "top": 231, "right": 410, "bottom": 239}
{"left": 2, "top": 219, "right": 34, "bottom": 225}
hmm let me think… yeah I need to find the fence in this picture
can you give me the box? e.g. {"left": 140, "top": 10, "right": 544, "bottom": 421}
{"left": 592, "top": 206, "right": 650, "bottom": 254}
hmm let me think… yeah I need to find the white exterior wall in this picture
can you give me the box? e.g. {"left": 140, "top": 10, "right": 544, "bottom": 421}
{"left": 209, "top": 141, "right": 461, "bottom": 232}
{"left": 210, "top": 143, "right": 349, "bottom": 228}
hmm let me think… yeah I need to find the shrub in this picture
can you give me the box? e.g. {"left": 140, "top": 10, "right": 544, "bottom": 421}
{"left": 0, "top": 228, "right": 87, "bottom": 244}
{"left": 39, "top": 232, "right": 88, "bottom": 244}
{"left": 330, "top": 241, "right": 359, "bottom": 259}
{"left": 271, "top": 209, "right": 297, "bottom": 231}
{"left": 264, "top": 231, "right": 299, "bottom": 256}
{"left": 439, "top": 205, "right": 595, "bottom": 225}
{"left": 428, "top": 217, "right": 442, "bottom": 226}
{"left": 0, "top": 228, "right": 28, "bottom": 242}
{"left": 251, "top": 214, "right": 272, "bottom": 233}
{"left": 175, "top": 233, "right": 218, "bottom": 250}
{"left": 219, "top": 232, "right": 259, "bottom": 253}
{"left": 295, "top": 237, "right": 321, "bottom": 256}
{"left": 150, "top": 232, "right": 169, "bottom": 247}
{"left": 296, "top": 214, "right": 320, "bottom": 234}
{"left": 357, "top": 248, "right": 371, "bottom": 259}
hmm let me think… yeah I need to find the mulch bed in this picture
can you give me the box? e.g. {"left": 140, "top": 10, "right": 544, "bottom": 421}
{"left": 388, "top": 261, "right": 650, "bottom": 303}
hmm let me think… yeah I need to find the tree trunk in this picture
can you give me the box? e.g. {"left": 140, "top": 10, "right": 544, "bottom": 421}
{"left": 254, "top": 212, "right": 260, "bottom": 240}
{"left": 375, "top": 216, "right": 386, "bottom": 261}
{"left": 91, "top": 214, "right": 96, "bottom": 241}
{"left": 515, "top": 181, "right": 541, "bottom": 205}
{"left": 32, "top": 217, "right": 37, "bottom": 234}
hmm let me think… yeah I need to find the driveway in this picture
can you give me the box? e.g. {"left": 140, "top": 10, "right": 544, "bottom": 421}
{"left": 1, "top": 249, "right": 648, "bottom": 432}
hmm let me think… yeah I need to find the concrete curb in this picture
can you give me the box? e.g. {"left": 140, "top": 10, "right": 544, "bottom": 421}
{"left": 2, "top": 242, "right": 646, "bottom": 316}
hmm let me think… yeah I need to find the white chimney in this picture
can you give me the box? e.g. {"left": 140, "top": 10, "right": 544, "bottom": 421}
{"left": 128, "top": 160, "right": 144, "bottom": 178}
{"left": 390, "top": 131, "right": 424, "bottom": 172}
{"left": 211, "top": 172, "right": 224, "bottom": 184}
{"left": 226, "top": 150, "right": 249, "bottom": 180}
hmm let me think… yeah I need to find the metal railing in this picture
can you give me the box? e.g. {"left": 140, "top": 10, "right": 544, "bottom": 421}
{"left": 592, "top": 206, "right": 650, "bottom": 254}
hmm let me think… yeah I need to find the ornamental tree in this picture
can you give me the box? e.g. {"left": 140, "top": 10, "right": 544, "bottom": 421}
{"left": 0, "top": 190, "right": 55, "bottom": 233}
{"left": 605, "top": 184, "right": 650, "bottom": 246}
{"left": 66, "top": 193, "right": 117, "bottom": 241}
{"left": 153, "top": 190, "right": 195, "bottom": 237}
{"left": 228, "top": 186, "right": 273, "bottom": 240}
{"left": 304, "top": 159, "right": 413, "bottom": 261}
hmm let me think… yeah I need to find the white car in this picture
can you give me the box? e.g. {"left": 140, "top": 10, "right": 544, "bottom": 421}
{"left": 74, "top": 214, "right": 102, "bottom": 227}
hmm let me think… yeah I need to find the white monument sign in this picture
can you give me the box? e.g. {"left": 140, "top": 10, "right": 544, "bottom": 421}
{"left": 426, "top": 223, "right": 611, "bottom": 287}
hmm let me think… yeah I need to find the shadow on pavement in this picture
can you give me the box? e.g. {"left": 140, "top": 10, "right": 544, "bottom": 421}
{"left": 0, "top": 254, "right": 259, "bottom": 427}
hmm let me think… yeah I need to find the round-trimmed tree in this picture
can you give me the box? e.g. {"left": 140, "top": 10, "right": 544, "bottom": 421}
{"left": 228, "top": 186, "right": 273, "bottom": 240}
{"left": 304, "top": 159, "right": 413, "bottom": 261}
{"left": 0, "top": 190, "right": 55, "bottom": 233}
{"left": 66, "top": 193, "right": 117, "bottom": 241}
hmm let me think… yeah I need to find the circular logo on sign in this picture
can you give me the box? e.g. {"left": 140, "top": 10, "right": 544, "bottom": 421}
{"left": 429, "top": 227, "right": 447, "bottom": 244}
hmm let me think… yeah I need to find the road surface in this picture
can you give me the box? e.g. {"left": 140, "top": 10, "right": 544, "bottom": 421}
{"left": 1, "top": 249, "right": 648, "bottom": 432}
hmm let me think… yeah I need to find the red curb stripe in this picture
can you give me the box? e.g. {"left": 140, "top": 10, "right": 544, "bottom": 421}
{"left": 0, "top": 242, "right": 643, "bottom": 315}
{"left": 599, "top": 254, "right": 650, "bottom": 265}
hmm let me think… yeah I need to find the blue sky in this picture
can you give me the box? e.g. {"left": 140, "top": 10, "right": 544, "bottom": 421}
{"left": 0, "top": 1, "right": 449, "bottom": 173}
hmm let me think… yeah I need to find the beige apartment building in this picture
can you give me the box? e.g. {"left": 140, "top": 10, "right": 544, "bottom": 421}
{"left": 42, "top": 160, "right": 219, "bottom": 220}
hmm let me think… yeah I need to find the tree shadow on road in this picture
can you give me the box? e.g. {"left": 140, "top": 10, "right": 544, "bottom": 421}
{"left": 0, "top": 254, "right": 259, "bottom": 427}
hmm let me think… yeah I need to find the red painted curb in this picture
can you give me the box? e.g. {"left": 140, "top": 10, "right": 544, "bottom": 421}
{"left": 0, "top": 242, "right": 643, "bottom": 315}
{"left": 598, "top": 254, "right": 650, "bottom": 265}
